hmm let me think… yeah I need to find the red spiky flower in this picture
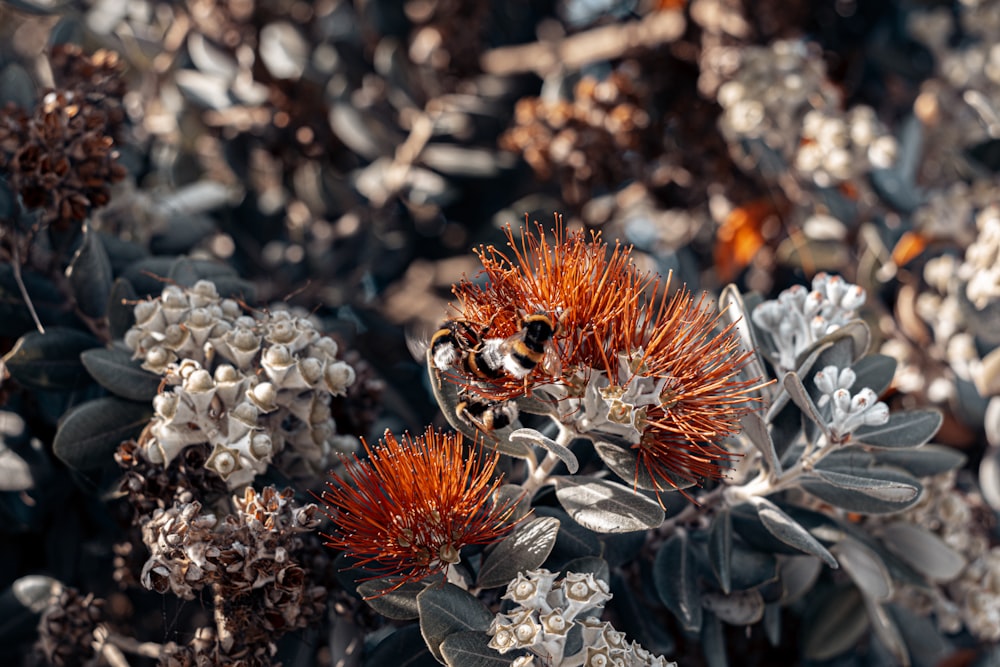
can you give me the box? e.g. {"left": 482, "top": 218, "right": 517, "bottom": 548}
{"left": 448, "top": 216, "right": 764, "bottom": 500}
{"left": 319, "top": 427, "right": 520, "bottom": 596}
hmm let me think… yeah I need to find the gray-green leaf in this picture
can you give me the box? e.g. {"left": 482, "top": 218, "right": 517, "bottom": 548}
{"left": 81, "top": 346, "right": 162, "bottom": 402}
{"left": 417, "top": 584, "right": 493, "bottom": 663}
{"left": 476, "top": 517, "right": 559, "bottom": 589}
{"left": 751, "top": 497, "right": 838, "bottom": 568}
{"left": 653, "top": 531, "right": 702, "bottom": 632}
{"left": 853, "top": 410, "right": 942, "bottom": 449}
{"left": 52, "top": 398, "right": 152, "bottom": 470}
{"left": 554, "top": 476, "right": 664, "bottom": 533}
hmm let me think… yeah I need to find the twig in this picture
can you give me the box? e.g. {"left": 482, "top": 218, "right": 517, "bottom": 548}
{"left": 11, "top": 242, "right": 45, "bottom": 335}
{"left": 481, "top": 11, "right": 685, "bottom": 77}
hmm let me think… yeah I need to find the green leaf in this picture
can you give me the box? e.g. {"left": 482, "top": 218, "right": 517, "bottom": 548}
{"left": 833, "top": 537, "right": 892, "bottom": 601}
{"left": 879, "top": 522, "right": 965, "bottom": 583}
{"left": 803, "top": 468, "right": 922, "bottom": 514}
{"left": 702, "top": 589, "right": 765, "bottom": 626}
{"left": 365, "top": 624, "right": 439, "bottom": 667}
{"left": 853, "top": 410, "right": 942, "bottom": 449}
{"left": 531, "top": 506, "right": 601, "bottom": 569}
{"left": 593, "top": 440, "right": 659, "bottom": 490}
{"left": 81, "top": 346, "right": 161, "bottom": 402}
{"left": 864, "top": 597, "right": 910, "bottom": 667}
{"left": 751, "top": 497, "right": 838, "bottom": 568}
{"left": 52, "top": 397, "right": 152, "bottom": 470}
{"left": 0, "top": 63, "right": 35, "bottom": 109}
{"left": 803, "top": 586, "right": 868, "bottom": 661}
{"left": 700, "top": 612, "right": 728, "bottom": 667}
{"left": 417, "top": 583, "right": 493, "bottom": 663}
{"left": 653, "top": 531, "right": 702, "bottom": 632}
{"left": 727, "top": 539, "right": 778, "bottom": 591}
{"left": 107, "top": 278, "right": 138, "bottom": 340}
{"left": 66, "top": 225, "right": 113, "bottom": 319}
{"left": 3, "top": 328, "right": 100, "bottom": 390}
{"left": 872, "top": 445, "right": 965, "bottom": 478}
{"left": 359, "top": 578, "right": 438, "bottom": 620}
{"left": 476, "top": 517, "right": 559, "bottom": 589}
{"left": 510, "top": 428, "right": 578, "bottom": 473}
{"left": 782, "top": 372, "right": 826, "bottom": 430}
{"left": 778, "top": 555, "right": 822, "bottom": 604}
{"left": 740, "top": 412, "right": 781, "bottom": 476}
{"left": 440, "top": 630, "right": 519, "bottom": 667}
{"left": 708, "top": 508, "right": 732, "bottom": 594}
{"left": 553, "top": 476, "right": 664, "bottom": 533}
{"left": 850, "top": 354, "right": 897, "bottom": 397}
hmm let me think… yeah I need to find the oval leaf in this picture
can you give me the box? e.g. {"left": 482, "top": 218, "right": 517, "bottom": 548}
{"left": 803, "top": 468, "right": 921, "bottom": 513}
{"left": 740, "top": 411, "right": 781, "bottom": 476}
{"left": 879, "top": 522, "right": 965, "bottom": 583}
{"left": 476, "top": 517, "right": 559, "bottom": 589}
{"left": 417, "top": 583, "right": 493, "bottom": 663}
{"left": 554, "top": 477, "right": 664, "bottom": 533}
{"left": 833, "top": 537, "right": 892, "bottom": 601}
{"left": 3, "top": 328, "right": 100, "bottom": 390}
{"left": 653, "top": 531, "right": 702, "bottom": 632}
{"left": 872, "top": 445, "right": 965, "bottom": 478}
{"left": 81, "top": 347, "right": 162, "bottom": 401}
{"left": 850, "top": 354, "right": 897, "bottom": 397}
{"left": 751, "top": 498, "right": 838, "bottom": 568}
{"left": 702, "top": 589, "right": 765, "bottom": 626}
{"left": 593, "top": 440, "right": 693, "bottom": 491}
{"left": 853, "top": 410, "right": 942, "bottom": 449}
{"left": 52, "top": 397, "right": 152, "bottom": 470}
{"left": 358, "top": 578, "right": 437, "bottom": 620}
{"left": 708, "top": 508, "right": 733, "bottom": 594}
{"left": 803, "top": 586, "right": 868, "bottom": 661}
{"left": 66, "top": 225, "right": 113, "bottom": 319}
{"left": 782, "top": 371, "right": 826, "bottom": 431}
{"left": 440, "top": 630, "right": 521, "bottom": 667}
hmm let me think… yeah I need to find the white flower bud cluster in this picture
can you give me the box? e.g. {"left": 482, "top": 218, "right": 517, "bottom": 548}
{"left": 794, "top": 106, "right": 897, "bottom": 187}
{"left": 813, "top": 365, "right": 889, "bottom": 442}
{"left": 716, "top": 40, "right": 894, "bottom": 185}
{"left": 959, "top": 204, "right": 1000, "bottom": 310}
{"left": 488, "top": 569, "right": 674, "bottom": 667}
{"left": 752, "top": 273, "right": 866, "bottom": 372}
{"left": 716, "top": 40, "right": 829, "bottom": 146}
{"left": 547, "top": 355, "right": 666, "bottom": 446}
{"left": 124, "top": 281, "right": 358, "bottom": 488}
{"left": 869, "top": 471, "right": 1000, "bottom": 641}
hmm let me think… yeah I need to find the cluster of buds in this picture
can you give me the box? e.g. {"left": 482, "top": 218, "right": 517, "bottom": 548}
{"left": 717, "top": 39, "right": 896, "bottom": 185}
{"left": 752, "top": 272, "right": 867, "bottom": 373}
{"left": 35, "top": 587, "right": 105, "bottom": 666}
{"left": 124, "top": 280, "right": 357, "bottom": 487}
{"left": 500, "top": 64, "right": 651, "bottom": 204}
{"left": 441, "top": 220, "right": 761, "bottom": 498}
{"left": 140, "top": 487, "right": 326, "bottom": 652}
{"left": 488, "top": 569, "right": 674, "bottom": 667}
{"left": 814, "top": 365, "right": 890, "bottom": 443}
{"left": 794, "top": 106, "right": 897, "bottom": 186}
{"left": 0, "top": 45, "right": 128, "bottom": 230}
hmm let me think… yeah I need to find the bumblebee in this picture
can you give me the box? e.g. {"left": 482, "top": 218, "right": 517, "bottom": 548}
{"left": 501, "top": 313, "right": 559, "bottom": 379}
{"left": 428, "top": 320, "right": 506, "bottom": 381}
{"left": 455, "top": 396, "right": 518, "bottom": 432}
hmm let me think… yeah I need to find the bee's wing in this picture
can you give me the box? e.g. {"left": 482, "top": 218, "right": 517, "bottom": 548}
{"left": 404, "top": 324, "right": 433, "bottom": 363}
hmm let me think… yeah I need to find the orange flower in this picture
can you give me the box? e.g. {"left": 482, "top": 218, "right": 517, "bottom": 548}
{"left": 319, "top": 428, "right": 519, "bottom": 596}
{"left": 451, "top": 215, "right": 644, "bottom": 397}
{"left": 448, "top": 217, "right": 763, "bottom": 499}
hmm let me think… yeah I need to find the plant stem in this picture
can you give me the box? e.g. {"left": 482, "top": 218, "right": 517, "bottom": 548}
{"left": 521, "top": 424, "right": 574, "bottom": 496}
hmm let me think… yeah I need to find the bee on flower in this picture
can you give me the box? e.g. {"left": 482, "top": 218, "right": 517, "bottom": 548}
{"left": 440, "top": 216, "right": 765, "bottom": 501}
